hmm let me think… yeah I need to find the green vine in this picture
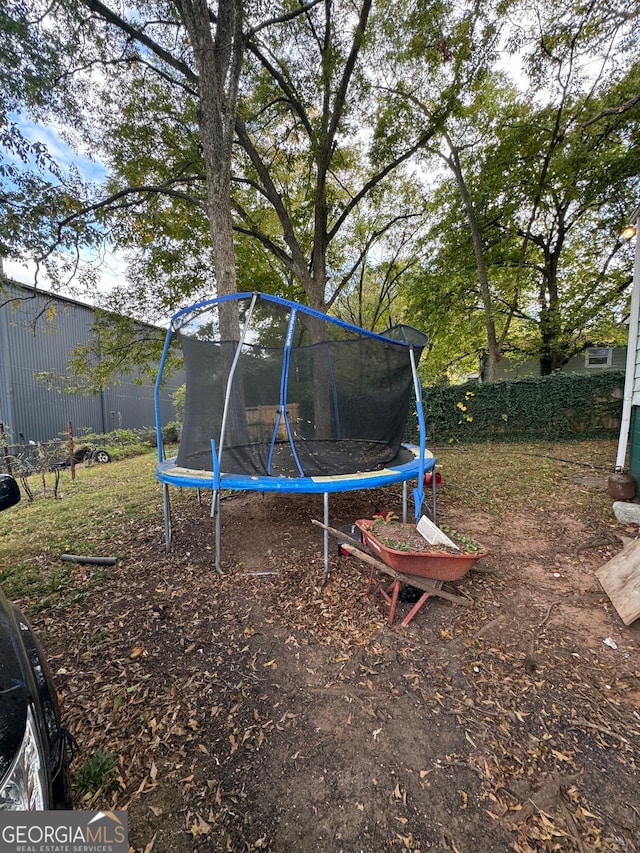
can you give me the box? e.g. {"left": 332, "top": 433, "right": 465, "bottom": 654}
{"left": 405, "top": 371, "right": 624, "bottom": 444}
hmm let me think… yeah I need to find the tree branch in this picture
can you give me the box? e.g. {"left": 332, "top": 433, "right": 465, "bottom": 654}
{"left": 54, "top": 181, "right": 206, "bottom": 245}
{"left": 326, "top": 212, "right": 421, "bottom": 310}
{"left": 583, "top": 92, "right": 640, "bottom": 127}
{"left": 247, "top": 0, "right": 323, "bottom": 38}
{"left": 234, "top": 117, "right": 309, "bottom": 278}
{"left": 80, "top": 0, "right": 197, "bottom": 83}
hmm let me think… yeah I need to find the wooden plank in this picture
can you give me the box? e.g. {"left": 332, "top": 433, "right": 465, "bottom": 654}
{"left": 340, "top": 544, "right": 470, "bottom": 606}
{"left": 312, "top": 519, "right": 369, "bottom": 553}
{"left": 596, "top": 538, "right": 640, "bottom": 626}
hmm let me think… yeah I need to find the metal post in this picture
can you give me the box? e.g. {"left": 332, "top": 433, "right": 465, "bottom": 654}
{"left": 432, "top": 470, "right": 437, "bottom": 523}
{"left": 616, "top": 205, "right": 640, "bottom": 470}
{"left": 323, "top": 492, "right": 329, "bottom": 574}
{"left": 162, "top": 483, "right": 172, "bottom": 551}
{"left": 217, "top": 293, "right": 258, "bottom": 473}
{"left": 68, "top": 421, "right": 75, "bottom": 481}
{"left": 214, "top": 491, "right": 222, "bottom": 575}
{"left": 408, "top": 346, "right": 426, "bottom": 521}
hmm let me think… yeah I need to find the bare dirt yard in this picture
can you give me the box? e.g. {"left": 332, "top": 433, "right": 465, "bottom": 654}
{"left": 31, "top": 441, "right": 640, "bottom": 852}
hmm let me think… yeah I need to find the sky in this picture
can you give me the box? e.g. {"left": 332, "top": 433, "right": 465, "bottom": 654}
{"left": 2, "top": 115, "right": 125, "bottom": 298}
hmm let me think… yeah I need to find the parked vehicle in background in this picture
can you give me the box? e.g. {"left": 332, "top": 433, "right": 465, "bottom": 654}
{"left": 0, "top": 474, "right": 71, "bottom": 809}
{"left": 52, "top": 445, "right": 112, "bottom": 469}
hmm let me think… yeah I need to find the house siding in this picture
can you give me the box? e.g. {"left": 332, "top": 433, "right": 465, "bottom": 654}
{"left": 0, "top": 282, "right": 183, "bottom": 444}
{"left": 492, "top": 348, "right": 628, "bottom": 381}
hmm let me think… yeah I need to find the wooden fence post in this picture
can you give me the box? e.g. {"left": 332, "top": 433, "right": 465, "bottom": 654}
{"left": 68, "top": 421, "right": 75, "bottom": 481}
{"left": 0, "top": 423, "right": 11, "bottom": 475}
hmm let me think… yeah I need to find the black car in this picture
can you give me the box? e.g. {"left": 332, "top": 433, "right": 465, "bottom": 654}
{"left": 0, "top": 474, "right": 70, "bottom": 810}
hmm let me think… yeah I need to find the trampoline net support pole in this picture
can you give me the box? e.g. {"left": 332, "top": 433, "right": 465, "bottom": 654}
{"left": 271, "top": 307, "right": 304, "bottom": 477}
{"left": 409, "top": 346, "right": 426, "bottom": 521}
{"left": 211, "top": 439, "right": 223, "bottom": 574}
{"left": 217, "top": 292, "right": 258, "bottom": 474}
{"left": 432, "top": 473, "right": 437, "bottom": 523}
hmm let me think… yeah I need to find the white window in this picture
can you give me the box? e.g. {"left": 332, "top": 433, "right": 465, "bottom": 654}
{"left": 585, "top": 347, "right": 612, "bottom": 368}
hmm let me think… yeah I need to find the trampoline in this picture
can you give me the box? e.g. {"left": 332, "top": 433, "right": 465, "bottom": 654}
{"left": 154, "top": 292, "right": 436, "bottom": 572}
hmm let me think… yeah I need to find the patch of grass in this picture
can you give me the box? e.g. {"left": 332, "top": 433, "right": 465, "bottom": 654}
{"left": 0, "top": 450, "right": 161, "bottom": 612}
{"left": 0, "top": 559, "right": 44, "bottom": 599}
{"left": 0, "top": 450, "right": 160, "bottom": 565}
{"left": 74, "top": 749, "right": 119, "bottom": 796}
{"left": 432, "top": 439, "right": 617, "bottom": 515}
{"left": 0, "top": 555, "right": 112, "bottom": 613}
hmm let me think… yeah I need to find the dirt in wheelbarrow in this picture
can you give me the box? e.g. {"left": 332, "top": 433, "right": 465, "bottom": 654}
{"left": 35, "top": 441, "right": 640, "bottom": 852}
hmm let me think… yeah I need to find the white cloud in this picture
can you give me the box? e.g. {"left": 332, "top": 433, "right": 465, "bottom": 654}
{"left": 3, "top": 115, "right": 122, "bottom": 300}
{"left": 10, "top": 114, "right": 108, "bottom": 183}
{"left": 3, "top": 250, "right": 126, "bottom": 301}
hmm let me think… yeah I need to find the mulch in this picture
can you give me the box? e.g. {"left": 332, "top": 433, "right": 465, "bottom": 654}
{"left": 24, "top": 484, "right": 640, "bottom": 852}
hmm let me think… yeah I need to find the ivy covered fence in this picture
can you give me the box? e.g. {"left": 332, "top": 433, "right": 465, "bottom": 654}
{"left": 408, "top": 371, "right": 624, "bottom": 445}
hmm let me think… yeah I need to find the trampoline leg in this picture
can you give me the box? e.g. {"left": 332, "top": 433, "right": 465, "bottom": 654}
{"left": 402, "top": 481, "right": 408, "bottom": 523}
{"left": 215, "top": 500, "right": 222, "bottom": 574}
{"left": 211, "top": 490, "right": 223, "bottom": 575}
{"left": 432, "top": 472, "right": 437, "bottom": 523}
{"left": 162, "top": 484, "right": 172, "bottom": 552}
{"left": 323, "top": 492, "right": 330, "bottom": 574}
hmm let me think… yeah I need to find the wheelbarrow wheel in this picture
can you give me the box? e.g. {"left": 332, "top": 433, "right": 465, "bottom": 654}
{"left": 92, "top": 449, "right": 111, "bottom": 464}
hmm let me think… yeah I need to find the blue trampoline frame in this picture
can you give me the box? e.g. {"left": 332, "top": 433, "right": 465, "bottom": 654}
{"left": 154, "top": 292, "right": 436, "bottom": 572}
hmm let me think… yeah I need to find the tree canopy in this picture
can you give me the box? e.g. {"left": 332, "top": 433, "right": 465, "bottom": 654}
{"left": 394, "top": 0, "right": 640, "bottom": 379}
{"left": 1, "top": 0, "right": 639, "bottom": 383}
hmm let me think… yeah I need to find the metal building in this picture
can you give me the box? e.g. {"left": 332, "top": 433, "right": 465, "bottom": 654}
{"left": 0, "top": 280, "right": 183, "bottom": 444}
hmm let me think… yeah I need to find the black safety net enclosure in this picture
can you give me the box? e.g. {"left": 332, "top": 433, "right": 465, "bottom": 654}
{"left": 167, "top": 293, "right": 429, "bottom": 479}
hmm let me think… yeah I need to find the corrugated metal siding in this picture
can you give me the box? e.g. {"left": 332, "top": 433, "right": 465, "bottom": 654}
{"left": 0, "top": 282, "right": 183, "bottom": 443}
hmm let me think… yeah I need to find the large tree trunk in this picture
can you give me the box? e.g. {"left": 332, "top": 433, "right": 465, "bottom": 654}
{"left": 537, "top": 237, "right": 564, "bottom": 375}
{"left": 174, "top": 0, "right": 243, "bottom": 337}
{"left": 299, "top": 269, "right": 333, "bottom": 438}
{"left": 447, "top": 142, "right": 501, "bottom": 381}
{"left": 172, "top": 0, "right": 246, "bottom": 446}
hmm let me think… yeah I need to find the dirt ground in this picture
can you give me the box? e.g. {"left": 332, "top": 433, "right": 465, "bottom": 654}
{"left": 34, "top": 447, "right": 640, "bottom": 853}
